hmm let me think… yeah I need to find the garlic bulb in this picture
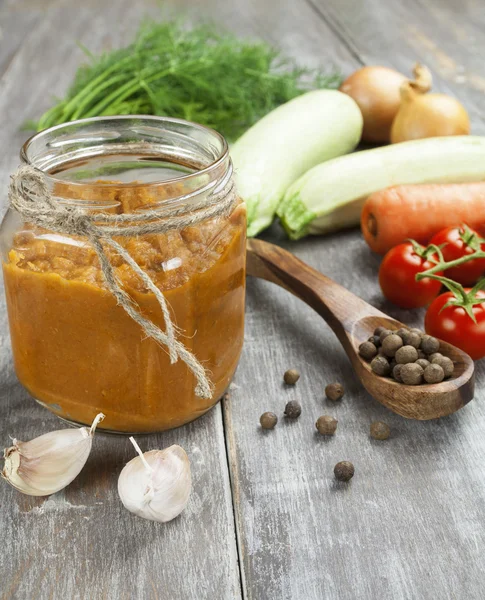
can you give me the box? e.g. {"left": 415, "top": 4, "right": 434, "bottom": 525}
{"left": 2, "top": 413, "right": 104, "bottom": 496}
{"left": 118, "top": 437, "right": 191, "bottom": 523}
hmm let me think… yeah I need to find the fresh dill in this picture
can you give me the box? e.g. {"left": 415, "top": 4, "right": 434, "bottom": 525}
{"left": 34, "top": 20, "right": 341, "bottom": 140}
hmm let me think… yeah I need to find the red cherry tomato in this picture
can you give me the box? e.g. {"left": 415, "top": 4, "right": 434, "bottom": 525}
{"left": 430, "top": 226, "right": 485, "bottom": 286}
{"left": 379, "top": 242, "right": 442, "bottom": 309}
{"left": 425, "top": 290, "right": 485, "bottom": 360}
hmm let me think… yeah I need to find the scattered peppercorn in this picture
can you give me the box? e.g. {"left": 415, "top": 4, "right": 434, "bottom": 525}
{"left": 368, "top": 335, "right": 381, "bottom": 347}
{"left": 420, "top": 335, "right": 440, "bottom": 355}
{"left": 400, "top": 362, "right": 424, "bottom": 385}
{"left": 417, "top": 350, "right": 427, "bottom": 360}
{"left": 401, "top": 330, "right": 421, "bottom": 349}
{"left": 284, "top": 369, "right": 300, "bottom": 385}
{"left": 325, "top": 382, "right": 345, "bottom": 401}
{"left": 359, "top": 341, "right": 377, "bottom": 361}
{"left": 431, "top": 355, "right": 454, "bottom": 378}
{"left": 381, "top": 334, "right": 403, "bottom": 357}
{"left": 260, "top": 412, "right": 278, "bottom": 429}
{"left": 392, "top": 363, "right": 404, "bottom": 382}
{"left": 284, "top": 400, "right": 302, "bottom": 418}
{"left": 316, "top": 415, "right": 338, "bottom": 435}
{"left": 374, "top": 326, "right": 387, "bottom": 336}
{"left": 424, "top": 363, "right": 445, "bottom": 384}
{"left": 428, "top": 352, "right": 443, "bottom": 362}
{"left": 396, "top": 327, "right": 409, "bottom": 340}
{"left": 410, "top": 327, "right": 423, "bottom": 335}
{"left": 334, "top": 461, "right": 354, "bottom": 482}
{"left": 415, "top": 358, "right": 430, "bottom": 370}
{"left": 370, "top": 421, "right": 390, "bottom": 440}
{"left": 395, "top": 345, "right": 419, "bottom": 364}
{"left": 371, "top": 355, "right": 391, "bottom": 376}
{"left": 379, "top": 329, "right": 393, "bottom": 344}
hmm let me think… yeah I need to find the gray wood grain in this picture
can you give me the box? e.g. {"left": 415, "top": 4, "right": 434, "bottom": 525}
{"left": 2, "top": 0, "right": 485, "bottom": 599}
{"left": 307, "top": 0, "right": 485, "bottom": 132}
{"left": 221, "top": 0, "right": 485, "bottom": 599}
{"left": 228, "top": 230, "right": 485, "bottom": 600}
{"left": 0, "top": 1, "right": 241, "bottom": 599}
{"left": 0, "top": 0, "right": 54, "bottom": 79}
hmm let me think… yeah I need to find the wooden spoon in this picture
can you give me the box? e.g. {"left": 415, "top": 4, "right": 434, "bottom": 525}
{"left": 246, "top": 238, "right": 475, "bottom": 420}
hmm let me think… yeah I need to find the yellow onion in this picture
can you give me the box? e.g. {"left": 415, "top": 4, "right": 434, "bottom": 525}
{"left": 391, "top": 64, "right": 470, "bottom": 143}
{"left": 339, "top": 66, "right": 407, "bottom": 143}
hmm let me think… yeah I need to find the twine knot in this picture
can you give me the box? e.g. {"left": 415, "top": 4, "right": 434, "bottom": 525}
{"left": 8, "top": 164, "right": 237, "bottom": 400}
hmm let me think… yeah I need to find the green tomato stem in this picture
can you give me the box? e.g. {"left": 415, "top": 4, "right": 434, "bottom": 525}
{"left": 417, "top": 250, "right": 485, "bottom": 279}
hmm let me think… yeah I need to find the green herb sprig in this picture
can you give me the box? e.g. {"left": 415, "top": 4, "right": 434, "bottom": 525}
{"left": 34, "top": 20, "right": 341, "bottom": 140}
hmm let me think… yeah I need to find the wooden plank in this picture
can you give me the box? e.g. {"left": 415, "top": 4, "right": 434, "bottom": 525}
{"left": 0, "top": 1, "right": 241, "bottom": 599}
{"left": 169, "top": 0, "right": 358, "bottom": 72}
{"left": 306, "top": 0, "right": 485, "bottom": 132}
{"left": 0, "top": 0, "right": 161, "bottom": 192}
{"left": 0, "top": 402, "right": 241, "bottom": 600}
{"left": 217, "top": 1, "right": 485, "bottom": 599}
{"left": 0, "top": 0, "right": 53, "bottom": 79}
{"left": 227, "top": 229, "right": 485, "bottom": 600}
{"left": 3, "top": 0, "right": 485, "bottom": 599}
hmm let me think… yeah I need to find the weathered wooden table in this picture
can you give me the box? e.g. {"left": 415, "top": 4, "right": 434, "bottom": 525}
{"left": 1, "top": 0, "right": 485, "bottom": 598}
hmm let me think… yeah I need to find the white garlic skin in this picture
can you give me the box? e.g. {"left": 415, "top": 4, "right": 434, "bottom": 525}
{"left": 118, "top": 444, "right": 191, "bottom": 523}
{"left": 2, "top": 413, "right": 104, "bottom": 496}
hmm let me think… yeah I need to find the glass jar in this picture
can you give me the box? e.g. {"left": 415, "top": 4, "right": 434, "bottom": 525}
{"left": 1, "top": 116, "right": 246, "bottom": 433}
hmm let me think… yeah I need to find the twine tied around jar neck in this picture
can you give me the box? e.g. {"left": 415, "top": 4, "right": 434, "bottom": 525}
{"left": 8, "top": 164, "right": 238, "bottom": 400}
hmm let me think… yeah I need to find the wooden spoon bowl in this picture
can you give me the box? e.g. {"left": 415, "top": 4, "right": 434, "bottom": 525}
{"left": 247, "top": 239, "right": 475, "bottom": 420}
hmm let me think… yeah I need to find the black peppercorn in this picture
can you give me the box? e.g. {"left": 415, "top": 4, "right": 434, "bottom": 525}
{"left": 334, "top": 461, "right": 354, "bottom": 482}
{"left": 395, "top": 345, "right": 419, "bottom": 364}
{"left": 400, "top": 363, "right": 424, "bottom": 385}
{"left": 431, "top": 355, "right": 454, "bottom": 378}
{"left": 381, "top": 334, "right": 403, "bottom": 357}
{"left": 260, "top": 412, "right": 278, "bottom": 429}
{"left": 424, "top": 363, "right": 445, "bottom": 384}
{"left": 359, "top": 341, "right": 377, "bottom": 361}
{"left": 374, "top": 326, "right": 387, "bottom": 337}
{"left": 284, "top": 369, "right": 300, "bottom": 385}
{"left": 416, "top": 358, "right": 430, "bottom": 370}
{"left": 284, "top": 400, "right": 302, "bottom": 418}
{"left": 392, "top": 363, "right": 404, "bottom": 382}
{"left": 401, "top": 330, "right": 422, "bottom": 349}
{"left": 420, "top": 335, "right": 440, "bottom": 355}
{"left": 371, "top": 355, "right": 391, "bottom": 376}
{"left": 325, "top": 382, "right": 345, "bottom": 401}
{"left": 368, "top": 335, "right": 381, "bottom": 347}
{"left": 370, "top": 421, "right": 390, "bottom": 440}
{"left": 410, "top": 327, "right": 423, "bottom": 334}
{"left": 379, "top": 329, "right": 393, "bottom": 344}
{"left": 316, "top": 415, "right": 338, "bottom": 435}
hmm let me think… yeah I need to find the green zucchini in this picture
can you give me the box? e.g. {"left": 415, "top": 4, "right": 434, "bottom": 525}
{"left": 277, "top": 136, "right": 485, "bottom": 240}
{"left": 230, "top": 90, "right": 363, "bottom": 237}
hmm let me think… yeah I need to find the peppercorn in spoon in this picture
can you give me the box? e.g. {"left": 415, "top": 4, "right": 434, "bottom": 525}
{"left": 246, "top": 239, "right": 474, "bottom": 420}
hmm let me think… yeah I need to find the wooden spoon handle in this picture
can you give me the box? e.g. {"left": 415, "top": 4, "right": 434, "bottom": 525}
{"left": 246, "top": 238, "right": 384, "bottom": 344}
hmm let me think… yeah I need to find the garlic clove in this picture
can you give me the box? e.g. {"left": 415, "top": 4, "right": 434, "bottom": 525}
{"left": 118, "top": 437, "right": 191, "bottom": 523}
{"left": 2, "top": 413, "right": 104, "bottom": 496}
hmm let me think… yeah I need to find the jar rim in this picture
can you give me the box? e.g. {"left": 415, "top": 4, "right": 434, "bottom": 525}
{"left": 21, "top": 115, "right": 230, "bottom": 189}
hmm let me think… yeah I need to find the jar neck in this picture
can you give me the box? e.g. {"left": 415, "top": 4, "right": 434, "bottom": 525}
{"left": 21, "top": 116, "right": 231, "bottom": 213}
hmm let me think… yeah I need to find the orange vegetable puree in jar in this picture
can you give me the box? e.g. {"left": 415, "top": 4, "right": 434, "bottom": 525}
{"left": 1, "top": 117, "right": 246, "bottom": 433}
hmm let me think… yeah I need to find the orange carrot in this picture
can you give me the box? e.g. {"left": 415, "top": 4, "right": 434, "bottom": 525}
{"left": 361, "top": 183, "right": 485, "bottom": 254}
